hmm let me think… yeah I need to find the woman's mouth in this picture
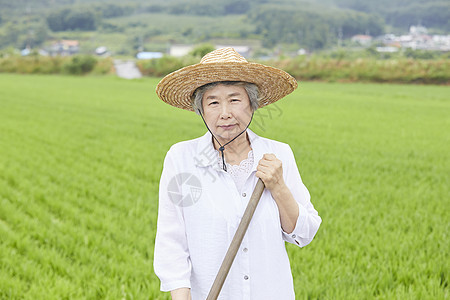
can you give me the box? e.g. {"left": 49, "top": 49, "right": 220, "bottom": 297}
{"left": 219, "top": 124, "right": 236, "bottom": 130}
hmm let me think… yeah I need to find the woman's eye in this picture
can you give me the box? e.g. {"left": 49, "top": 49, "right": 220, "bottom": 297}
{"left": 231, "top": 99, "right": 240, "bottom": 102}
{"left": 209, "top": 101, "right": 219, "bottom": 105}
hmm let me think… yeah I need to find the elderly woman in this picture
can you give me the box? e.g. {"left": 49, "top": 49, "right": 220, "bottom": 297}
{"left": 154, "top": 48, "right": 321, "bottom": 300}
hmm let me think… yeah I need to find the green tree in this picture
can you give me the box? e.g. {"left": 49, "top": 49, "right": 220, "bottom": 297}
{"left": 0, "top": 22, "right": 22, "bottom": 48}
{"left": 65, "top": 10, "right": 97, "bottom": 31}
{"left": 189, "top": 43, "right": 215, "bottom": 57}
{"left": 47, "top": 9, "right": 68, "bottom": 32}
{"left": 47, "top": 8, "right": 98, "bottom": 32}
{"left": 98, "top": 4, "right": 133, "bottom": 18}
{"left": 63, "top": 55, "right": 97, "bottom": 75}
{"left": 224, "top": 1, "right": 251, "bottom": 14}
{"left": 336, "top": 12, "right": 384, "bottom": 37}
{"left": 386, "top": 2, "right": 450, "bottom": 30}
{"left": 33, "top": 23, "right": 49, "bottom": 47}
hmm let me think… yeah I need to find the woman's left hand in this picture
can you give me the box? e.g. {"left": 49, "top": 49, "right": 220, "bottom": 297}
{"left": 256, "top": 153, "right": 299, "bottom": 233}
{"left": 255, "top": 153, "right": 286, "bottom": 192}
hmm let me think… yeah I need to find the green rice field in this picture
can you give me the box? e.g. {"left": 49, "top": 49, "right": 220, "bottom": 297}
{"left": 0, "top": 74, "right": 448, "bottom": 299}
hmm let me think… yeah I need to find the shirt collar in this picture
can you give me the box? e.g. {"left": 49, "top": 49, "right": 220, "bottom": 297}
{"left": 194, "top": 128, "right": 264, "bottom": 173}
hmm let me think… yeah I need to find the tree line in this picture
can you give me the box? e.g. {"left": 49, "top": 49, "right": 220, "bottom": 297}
{"left": 250, "top": 6, "right": 384, "bottom": 49}
{"left": 332, "top": 0, "right": 450, "bottom": 31}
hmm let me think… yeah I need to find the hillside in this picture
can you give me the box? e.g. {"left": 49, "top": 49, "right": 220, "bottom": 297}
{"left": 0, "top": 0, "right": 448, "bottom": 54}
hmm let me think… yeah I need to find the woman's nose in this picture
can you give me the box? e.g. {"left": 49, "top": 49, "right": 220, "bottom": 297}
{"left": 220, "top": 103, "right": 232, "bottom": 118}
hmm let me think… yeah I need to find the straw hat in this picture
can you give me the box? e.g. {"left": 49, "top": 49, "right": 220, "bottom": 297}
{"left": 156, "top": 47, "right": 298, "bottom": 112}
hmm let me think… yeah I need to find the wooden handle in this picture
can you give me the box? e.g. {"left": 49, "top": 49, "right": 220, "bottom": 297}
{"left": 206, "top": 178, "right": 265, "bottom": 300}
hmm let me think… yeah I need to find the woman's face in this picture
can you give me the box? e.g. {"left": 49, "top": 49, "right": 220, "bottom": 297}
{"left": 202, "top": 84, "right": 253, "bottom": 143}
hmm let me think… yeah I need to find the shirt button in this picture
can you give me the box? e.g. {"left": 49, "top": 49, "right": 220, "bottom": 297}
{"left": 292, "top": 234, "right": 296, "bottom": 238}
{"left": 242, "top": 193, "right": 246, "bottom": 197}
{"left": 244, "top": 275, "right": 249, "bottom": 280}
{"left": 243, "top": 247, "right": 248, "bottom": 253}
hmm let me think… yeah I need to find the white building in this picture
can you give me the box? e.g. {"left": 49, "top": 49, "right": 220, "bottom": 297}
{"left": 169, "top": 45, "right": 194, "bottom": 57}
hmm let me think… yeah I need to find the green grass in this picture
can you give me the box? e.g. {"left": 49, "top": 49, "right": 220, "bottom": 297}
{"left": 0, "top": 74, "right": 448, "bottom": 299}
{"left": 110, "top": 13, "right": 253, "bottom": 35}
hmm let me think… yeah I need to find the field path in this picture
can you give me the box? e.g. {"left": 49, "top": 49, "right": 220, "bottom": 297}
{"left": 113, "top": 60, "right": 142, "bottom": 79}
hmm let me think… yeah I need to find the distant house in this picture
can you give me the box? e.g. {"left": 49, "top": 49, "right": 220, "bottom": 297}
{"left": 136, "top": 52, "right": 163, "bottom": 60}
{"left": 378, "top": 26, "right": 450, "bottom": 51}
{"left": 351, "top": 35, "right": 373, "bottom": 46}
{"left": 49, "top": 40, "right": 79, "bottom": 56}
{"left": 215, "top": 45, "right": 251, "bottom": 58}
{"left": 169, "top": 44, "right": 252, "bottom": 58}
{"left": 399, "top": 35, "right": 413, "bottom": 43}
{"left": 21, "top": 48, "right": 31, "bottom": 56}
{"left": 410, "top": 25, "right": 428, "bottom": 36}
{"left": 297, "top": 48, "right": 307, "bottom": 55}
{"left": 95, "top": 46, "right": 109, "bottom": 56}
{"left": 169, "top": 45, "right": 194, "bottom": 57}
{"left": 376, "top": 46, "right": 399, "bottom": 53}
{"left": 432, "top": 35, "right": 450, "bottom": 51}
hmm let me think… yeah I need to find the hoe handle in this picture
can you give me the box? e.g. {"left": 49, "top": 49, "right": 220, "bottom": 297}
{"left": 206, "top": 179, "right": 265, "bottom": 300}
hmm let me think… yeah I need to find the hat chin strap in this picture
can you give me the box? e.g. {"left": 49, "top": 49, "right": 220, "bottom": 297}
{"left": 199, "top": 111, "right": 254, "bottom": 172}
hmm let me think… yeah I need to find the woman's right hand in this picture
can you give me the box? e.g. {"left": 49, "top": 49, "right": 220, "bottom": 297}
{"left": 171, "top": 288, "right": 191, "bottom": 300}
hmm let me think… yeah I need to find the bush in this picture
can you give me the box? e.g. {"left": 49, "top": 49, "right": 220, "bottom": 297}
{"left": 0, "top": 52, "right": 448, "bottom": 84}
{"left": 91, "top": 57, "right": 114, "bottom": 75}
{"left": 260, "top": 56, "right": 450, "bottom": 84}
{"left": 0, "top": 55, "right": 109, "bottom": 76}
{"left": 136, "top": 56, "right": 189, "bottom": 77}
{"left": 63, "top": 55, "right": 98, "bottom": 75}
{"left": 403, "top": 48, "right": 438, "bottom": 60}
{"left": 0, "top": 55, "right": 65, "bottom": 74}
{"left": 189, "top": 44, "right": 215, "bottom": 58}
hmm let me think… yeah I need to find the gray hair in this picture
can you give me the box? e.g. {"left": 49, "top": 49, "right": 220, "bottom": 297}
{"left": 191, "top": 81, "right": 259, "bottom": 115}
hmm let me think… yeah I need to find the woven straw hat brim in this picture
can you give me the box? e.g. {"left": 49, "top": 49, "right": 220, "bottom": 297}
{"left": 156, "top": 61, "right": 298, "bottom": 112}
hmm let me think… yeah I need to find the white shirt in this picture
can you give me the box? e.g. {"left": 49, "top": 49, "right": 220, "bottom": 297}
{"left": 220, "top": 149, "right": 254, "bottom": 193}
{"left": 154, "top": 129, "right": 322, "bottom": 300}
